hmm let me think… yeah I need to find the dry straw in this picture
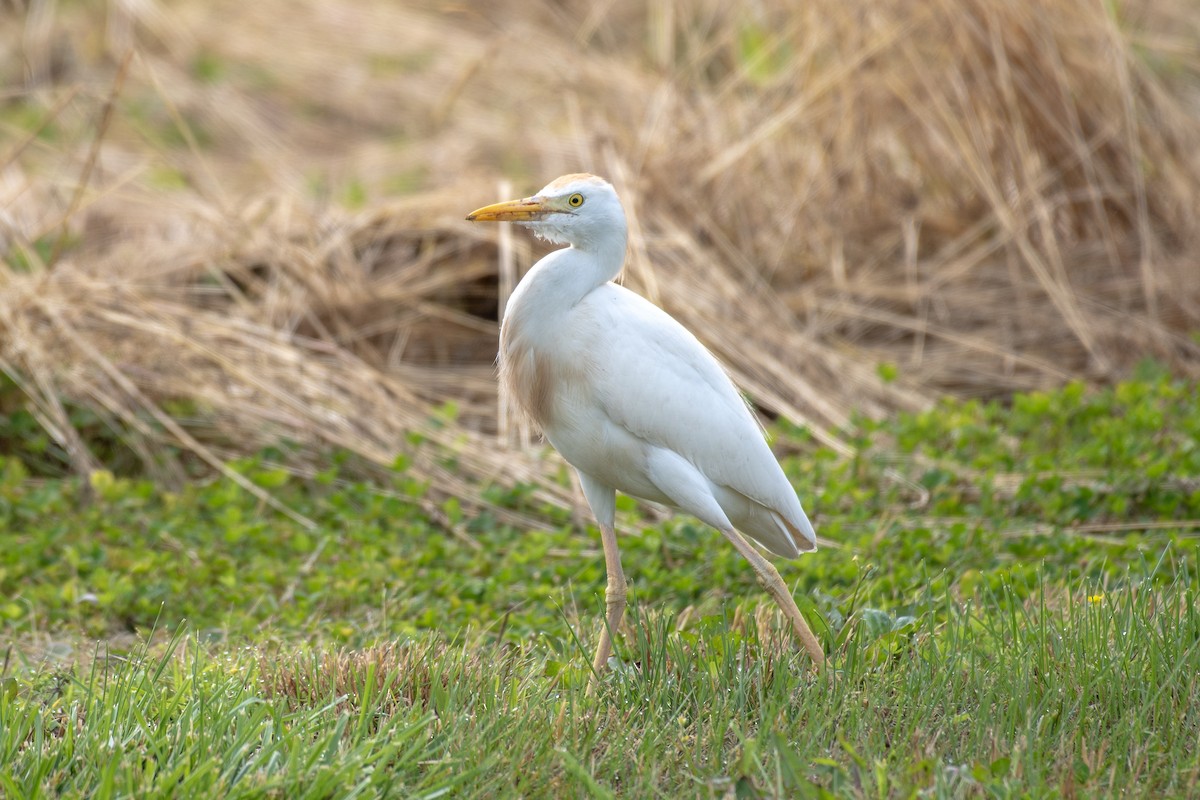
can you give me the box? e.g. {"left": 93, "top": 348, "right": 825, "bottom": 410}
{"left": 1, "top": 0, "right": 1198, "bottom": 526}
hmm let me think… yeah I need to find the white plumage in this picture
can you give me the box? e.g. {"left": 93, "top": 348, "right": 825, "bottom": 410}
{"left": 468, "top": 173, "right": 824, "bottom": 672}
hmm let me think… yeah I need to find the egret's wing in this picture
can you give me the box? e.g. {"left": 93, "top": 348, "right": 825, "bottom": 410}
{"left": 579, "top": 285, "right": 814, "bottom": 548}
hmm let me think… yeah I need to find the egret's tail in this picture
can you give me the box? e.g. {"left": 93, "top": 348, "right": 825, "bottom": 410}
{"left": 710, "top": 484, "right": 817, "bottom": 558}
{"left": 772, "top": 508, "right": 817, "bottom": 554}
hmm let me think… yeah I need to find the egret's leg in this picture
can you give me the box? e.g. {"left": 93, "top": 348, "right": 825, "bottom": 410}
{"left": 719, "top": 528, "right": 825, "bottom": 668}
{"left": 591, "top": 522, "right": 628, "bottom": 675}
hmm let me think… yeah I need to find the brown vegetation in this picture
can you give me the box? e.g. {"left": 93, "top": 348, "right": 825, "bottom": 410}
{"left": 2, "top": 0, "right": 1198, "bottom": 519}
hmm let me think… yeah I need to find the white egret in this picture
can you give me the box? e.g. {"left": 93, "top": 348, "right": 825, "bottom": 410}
{"left": 467, "top": 174, "right": 825, "bottom": 673}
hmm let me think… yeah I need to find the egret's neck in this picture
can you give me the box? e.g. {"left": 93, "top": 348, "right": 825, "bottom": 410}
{"left": 517, "top": 224, "right": 627, "bottom": 311}
{"left": 571, "top": 221, "right": 628, "bottom": 288}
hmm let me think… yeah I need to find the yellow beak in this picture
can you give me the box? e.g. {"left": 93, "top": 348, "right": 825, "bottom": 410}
{"left": 466, "top": 196, "right": 550, "bottom": 222}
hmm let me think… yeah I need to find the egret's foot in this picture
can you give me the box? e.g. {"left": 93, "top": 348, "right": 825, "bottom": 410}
{"left": 589, "top": 522, "right": 628, "bottom": 683}
{"left": 755, "top": 564, "right": 825, "bottom": 668}
{"left": 720, "top": 529, "right": 825, "bottom": 669}
{"left": 590, "top": 579, "right": 628, "bottom": 676}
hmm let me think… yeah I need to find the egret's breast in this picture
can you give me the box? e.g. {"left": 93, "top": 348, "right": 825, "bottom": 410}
{"left": 499, "top": 309, "right": 588, "bottom": 430}
{"left": 500, "top": 324, "right": 551, "bottom": 428}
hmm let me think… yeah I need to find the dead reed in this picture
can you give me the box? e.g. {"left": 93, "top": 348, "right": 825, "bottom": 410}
{"left": 1, "top": 0, "right": 1197, "bottom": 523}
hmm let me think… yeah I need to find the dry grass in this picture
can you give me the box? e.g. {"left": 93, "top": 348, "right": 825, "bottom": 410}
{"left": 258, "top": 641, "right": 459, "bottom": 716}
{"left": 2, "top": 0, "right": 1198, "bottom": 520}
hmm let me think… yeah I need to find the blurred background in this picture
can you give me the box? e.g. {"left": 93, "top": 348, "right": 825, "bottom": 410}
{"left": 2, "top": 0, "right": 1199, "bottom": 519}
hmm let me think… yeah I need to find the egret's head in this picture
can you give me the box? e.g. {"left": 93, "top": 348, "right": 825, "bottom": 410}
{"left": 466, "top": 173, "right": 626, "bottom": 250}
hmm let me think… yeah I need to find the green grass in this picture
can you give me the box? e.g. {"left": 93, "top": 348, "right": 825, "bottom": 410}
{"left": 2, "top": 370, "right": 1200, "bottom": 797}
{"left": 4, "top": 585, "right": 1198, "bottom": 798}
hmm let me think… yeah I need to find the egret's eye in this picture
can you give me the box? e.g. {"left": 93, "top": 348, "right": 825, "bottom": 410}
{"left": 567, "top": 193, "right": 585, "bottom": 208}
